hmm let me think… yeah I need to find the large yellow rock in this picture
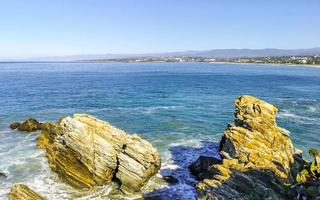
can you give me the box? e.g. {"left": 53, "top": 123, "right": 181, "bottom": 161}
{"left": 8, "top": 184, "right": 44, "bottom": 200}
{"left": 38, "top": 114, "right": 161, "bottom": 193}
{"left": 195, "top": 95, "right": 297, "bottom": 199}
{"left": 222, "top": 95, "right": 294, "bottom": 177}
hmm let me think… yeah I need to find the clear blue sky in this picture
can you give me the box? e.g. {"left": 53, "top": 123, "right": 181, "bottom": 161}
{"left": 0, "top": 0, "right": 319, "bottom": 59}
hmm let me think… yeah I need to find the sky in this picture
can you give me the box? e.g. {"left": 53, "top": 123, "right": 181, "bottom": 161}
{"left": 0, "top": 0, "right": 320, "bottom": 59}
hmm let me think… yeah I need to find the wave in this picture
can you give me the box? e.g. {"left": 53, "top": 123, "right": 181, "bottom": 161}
{"left": 0, "top": 150, "right": 113, "bottom": 200}
{"left": 87, "top": 105, "right": 184, "bottom": 114}
{"left": 143, "top": 105, "right": 182, "bottom": 114}
{"left": 308, "top": 106, "right": 317, "bottom": 112}
{"left": 277, "top": 110, "right": 320, "bottom": 125}
{"left": 0, "top": 129, "right": 12, "bottom": 134}
{"left": 168, "top": 138, "right": 203, "bottom": 148}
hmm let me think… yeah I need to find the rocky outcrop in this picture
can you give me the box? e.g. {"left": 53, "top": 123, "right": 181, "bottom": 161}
{"left": 10, "top": 119, "right": 42, "bottom": 132}
{"left": 290, "top": 148, "right": 320, "bottom": 199}
{"left": 192, "top": 95, "right": 302, "bottom": 199}
{"left": 37, "top": 114, "right": 161, "bottom": 194}
{"left": 8, "top": 184, "right": 44, "bottom": 200}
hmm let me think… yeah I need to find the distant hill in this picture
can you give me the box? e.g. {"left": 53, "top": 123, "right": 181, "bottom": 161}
{"left": 7, "top": 48, "right": 320, "bottom": 61}
{"left": 174, "top": 48, "right": 320, "bottom": 58}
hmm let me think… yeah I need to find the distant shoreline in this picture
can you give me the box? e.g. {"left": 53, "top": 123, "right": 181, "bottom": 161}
{"left": 212, "top": 61, "right": 320, "bottom": 68}
{"left": 80, "top": 60, "right": 320, "bottom": 68}
{"left": 1, "top": 60, "right": 320, "bottom": 68}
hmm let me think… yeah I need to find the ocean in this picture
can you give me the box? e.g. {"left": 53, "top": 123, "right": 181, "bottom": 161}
{"left": 0, "top": 62, "right": 319, "bottom": 199}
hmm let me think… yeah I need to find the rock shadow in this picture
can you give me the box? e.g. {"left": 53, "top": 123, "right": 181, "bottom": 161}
{"left": 144, "top": 140, "right": 220, "bottom": 200}
{"left": 195, "top": 160, "right": 305, "bottom": 200}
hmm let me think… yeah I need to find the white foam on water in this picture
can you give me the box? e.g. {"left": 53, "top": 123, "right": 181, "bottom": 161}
{"left": 278, "top": 110, "right": 320, "bottom": 125}
{"left": 4, "top": 155, "right": 113, "bottom": 200}
{"left": 161, "top": 151, "right": 179, "bottom": 170}
{"left": 141, "top": 138, "right": 220, "bottom": 199}
{"left": 308, "top": 106, "right": 317, "bottom": 112}
{"left": 87, "top": 105, "right": 183, "bottom": 115}
{"left": 161, "top": 163, "right": 179, "bottom": 170}
{"left": 279, "top": 127, "right": 291, "bottom": 136}
{"left": 168, "top": 138, "right": 203, "bottom": 148}
{"left": 0, "top": 129, "right": 12, "bottom": 134}
{"left": 145, "top": 105, "right": 182, "bottom": 113}
{"left": 0, "top": 129, "right": 114, "bottom": 200}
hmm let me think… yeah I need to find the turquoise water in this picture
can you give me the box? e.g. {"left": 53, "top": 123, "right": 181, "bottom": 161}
{"left": 0, "top": 62, "right": 319, "bottom": 199}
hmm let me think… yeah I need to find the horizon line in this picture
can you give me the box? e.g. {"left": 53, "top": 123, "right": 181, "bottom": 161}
{"left": 1, "top": 47, "right": 320, "bottom": 61}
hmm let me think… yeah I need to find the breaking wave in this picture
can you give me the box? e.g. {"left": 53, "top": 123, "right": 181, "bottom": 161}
{"left": 277, "top": 110, "right": 320, "bottom": 125}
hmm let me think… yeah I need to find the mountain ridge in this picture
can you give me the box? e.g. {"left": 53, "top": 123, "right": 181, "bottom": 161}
{"left": 3, "top": 47, "right": 320, "bottom": 61}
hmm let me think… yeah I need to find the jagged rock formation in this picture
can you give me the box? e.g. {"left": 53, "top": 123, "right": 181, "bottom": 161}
{"left": 192, "top": 95, "right": 302, "bottom": 199}
{"left": 290, "top": 148, "right": 320, "bottom": 199}
{"left": 8, "top": 184, "right": 44, "bottom": 200}
{"left": 37, "top": 114, "right": 161, "bottom": 194}
{"left": 10, "top": 119, "right": 42, "bottom": 132}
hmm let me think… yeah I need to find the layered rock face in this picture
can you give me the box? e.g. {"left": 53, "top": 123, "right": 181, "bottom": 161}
{"left": 37, "top": 114, "right": 161, "bottom": 193}
{"left": 8, "top": 184, "right": 44, "bottom": 200}
{"left": 194, "top": 95, "right": 298, "bottom": 199}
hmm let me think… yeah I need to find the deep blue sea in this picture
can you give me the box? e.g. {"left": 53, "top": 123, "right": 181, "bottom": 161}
{"left": 0, "top": 62, "right": 319, "bottom": 199}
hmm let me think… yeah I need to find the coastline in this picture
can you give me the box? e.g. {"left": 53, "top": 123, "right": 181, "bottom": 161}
{"left": 1, "top": 60, "right": 320, "bottom": 69}
{"left": 211, "top": 61, "right": 320, "bottom": 68}
{"left": 86, "top": 60, "right": 320, "bottom": 68}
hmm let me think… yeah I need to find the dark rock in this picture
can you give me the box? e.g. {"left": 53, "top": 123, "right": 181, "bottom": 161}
{"left": 11, "top": 118, "right": 42, "bottom": 132}
{"left": 9, "top": 122, "right": 21, "bottom": 130}
{"left": 162, "top": 175, "right": 179, "bottom": 184}
{"left": 0, "top": 172, "right": 7, "bottom": 178}
{"left": 189, "top": 156, "right": 221, "bottom": 179}
{"left": 290, "top": 148, "right": 320, "bottom": 199}
{"left": 18, "top": 118, "right": 42, "bottom": 132}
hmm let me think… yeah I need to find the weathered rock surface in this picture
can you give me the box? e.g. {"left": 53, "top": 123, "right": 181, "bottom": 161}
{"left": 10, "top": 119, "right": 42, "bottom": 132}
{"left": 37, "top": 114, "right": 161, "bottom": 193}
{"left": 8, "top": 184, "right": 44, "bottom": 200}
{"left": 193, "top": 95, "right": 301, "bottom": 199}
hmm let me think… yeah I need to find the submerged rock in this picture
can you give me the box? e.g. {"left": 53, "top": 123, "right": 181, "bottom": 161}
{"left": 8, "top": 184, "right": 44, "bottom": 200}
{"left": 193, "top": 95, "right": 302, "bottom": 199}
{"left": 189, "top": 156, "right": 221, "bottom": 179}
{"left": 9, "top": 122, "right": 20, "bottom": 130}
{"left": 37, "top": 114, "right": 161, "bottom": 194}
{"left": 0, "top": 172, "right": 6, "bottom": 178}
{"left": 162, "top": 175, "right": 179, "bottom": 184}
{"left": 10, "top": 119, "right": 42, "bottom": 132}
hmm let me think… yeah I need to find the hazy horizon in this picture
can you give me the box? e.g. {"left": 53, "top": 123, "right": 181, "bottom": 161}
{"left": 0, "top": 47, "right": 319, "bottom": 62}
